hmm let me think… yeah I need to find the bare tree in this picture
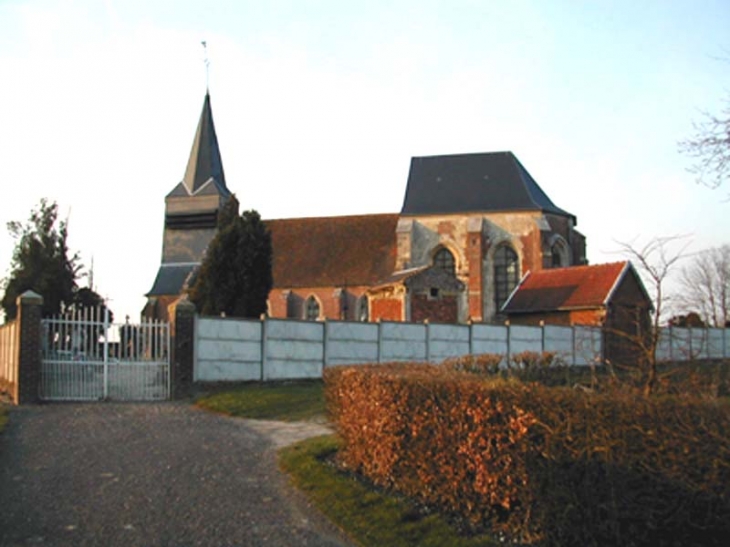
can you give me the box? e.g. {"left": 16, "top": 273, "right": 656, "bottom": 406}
{"left": 679, "top": 99, "right": 730, "bottom": 191}
{"left": 678, "top": 244, "right": 730, "bottom": 327}
{"left": 612, "top": 236, "right": 690, "bottom": 396}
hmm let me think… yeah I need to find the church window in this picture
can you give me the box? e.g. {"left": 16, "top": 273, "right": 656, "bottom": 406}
{"left": 494, "top": 245, "right": 519, "bottom": 311}
{"left": 357, "top": 295, "right": 369, "bottom": 322}
{"left": 305, "top": 296, "right": 321, "bottom": 321}
{"left": 433, "top": 248, "right": 456, "bottom": 276}
{"left": 551, "top": 240, "right": 569, "bottom": 268}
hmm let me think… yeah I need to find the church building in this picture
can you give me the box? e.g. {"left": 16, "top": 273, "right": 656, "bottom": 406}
{"left": 144, "top": 93, "right": 590, "bottom": 325}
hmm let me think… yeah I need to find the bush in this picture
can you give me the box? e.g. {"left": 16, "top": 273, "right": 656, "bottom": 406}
{"left": 325, "top": 363, "right": 730, "bottom": 546}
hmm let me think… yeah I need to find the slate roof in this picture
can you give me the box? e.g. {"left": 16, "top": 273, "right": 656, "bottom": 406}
{"left": 502, "top": 262, "right": 633, "bottom": 313}
{"left": 147, "top": 263, "right": 198, "bottom": 297}
{"left": 400, "top": 151, "right": 574, "bottom": 220}
{"left": 168, "top": 92, "right": 230, "bottom": 198}
{"left": 266, "top": 213, "right": 399, "bottom": 289}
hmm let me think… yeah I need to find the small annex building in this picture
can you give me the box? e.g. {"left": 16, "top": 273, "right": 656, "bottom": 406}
{"left": 502, "top": 261, "right": 653, "bottom": 363}
{"left": 143, "top": 93, "right": 652, "bottom": 331}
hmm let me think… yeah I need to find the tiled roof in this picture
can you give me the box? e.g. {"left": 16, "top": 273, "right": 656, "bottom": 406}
{"left": 266, "top": 213, "right": 399, "bottom": 289}
{"left": 502, "top": 262, "right": 630, "bottom": 313}
{"left": 401, "top": 151, "right": 574, "bottom": 220}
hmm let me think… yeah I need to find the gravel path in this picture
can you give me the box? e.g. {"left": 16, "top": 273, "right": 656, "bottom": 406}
{"left": 0, "top": 403, "right": 351, "bottom": 547}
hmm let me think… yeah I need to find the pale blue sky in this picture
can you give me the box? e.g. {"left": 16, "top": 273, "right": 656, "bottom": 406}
{"left": 0, "top": 0, "right": 728, "bottom": 321}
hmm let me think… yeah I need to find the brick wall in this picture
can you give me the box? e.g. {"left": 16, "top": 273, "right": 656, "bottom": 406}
{"left": 411, "top": 293, "right": 458, "bottom": 323}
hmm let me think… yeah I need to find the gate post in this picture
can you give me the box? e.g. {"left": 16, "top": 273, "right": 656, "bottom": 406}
{"left": 16, "top": 291, "right": 43, "bottom": 404}
{"left": 171, "top": 298, "right": 196, "bottom": 399}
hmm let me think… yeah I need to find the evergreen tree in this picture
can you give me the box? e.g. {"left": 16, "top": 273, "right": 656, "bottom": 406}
{"left": 189, "top": 196, "right": 273, "bottom": 318}
{"left": 2, "top": 199, "right": 79, "bottom": 319}
{"left": 1, "top": 199, "right": 110, "bottom": 321}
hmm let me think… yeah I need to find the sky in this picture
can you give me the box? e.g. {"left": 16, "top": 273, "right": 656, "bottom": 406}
{"left": 0, "top": 0, "right": 728, "bottom": 323}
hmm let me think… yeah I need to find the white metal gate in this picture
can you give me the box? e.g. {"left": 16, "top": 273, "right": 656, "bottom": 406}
{"left": 40, "top": 307, "right": 170, "bottom": 401}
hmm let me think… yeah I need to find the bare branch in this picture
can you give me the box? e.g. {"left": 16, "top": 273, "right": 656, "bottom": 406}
{"left": 679, "top": 99, "right": 730, "bottom": 191}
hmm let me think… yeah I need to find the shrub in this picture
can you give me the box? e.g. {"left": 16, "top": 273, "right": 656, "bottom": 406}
{"left": 325, "top": 363, "right": 730, "bottom": 546}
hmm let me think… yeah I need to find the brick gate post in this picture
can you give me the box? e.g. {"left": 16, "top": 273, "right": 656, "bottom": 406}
{"left": 16, "top": 290, "right": 43, "bottom": 404}
{"left": 171, "top": 298, "right": 196, "bottom": 399}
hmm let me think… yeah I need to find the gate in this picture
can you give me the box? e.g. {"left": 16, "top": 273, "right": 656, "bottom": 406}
{"left": 40, "top": 307, "right": 170, "bottom": 401}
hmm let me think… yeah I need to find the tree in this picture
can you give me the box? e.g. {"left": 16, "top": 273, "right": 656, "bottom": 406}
{"left": 189, "top": 196, "right": 273, "bottom": 318}
{"left": 677, "top": 244, "right": 729, "bottom": 328}
{"left": 2, "top": 199, "right": 79, "bottom": 319}
{"left": 1, "top": 199, "right": 109, "bottom": 322}
{"left": 679, "top": 99, "right": 730, "bottom": 190}
{"left": 613, "top": 236, "right": 689, "bottom": 396}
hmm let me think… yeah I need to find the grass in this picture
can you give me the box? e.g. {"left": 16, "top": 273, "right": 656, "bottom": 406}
{"left": 279, "top": 435, "right": 498, "bottom": 547}
{"left": 195, "top": 380, "right": 326, "bottom": 422}
{"left": 0, "top": 403, "right": 8, "bottom": 434}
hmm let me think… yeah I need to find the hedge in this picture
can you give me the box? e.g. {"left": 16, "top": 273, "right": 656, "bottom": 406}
{"left": 324, "top": 363, "right": 730, "bottom": 546}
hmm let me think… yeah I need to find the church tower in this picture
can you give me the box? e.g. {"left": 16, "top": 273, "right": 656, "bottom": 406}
{"left": 144, "top": 92, "right": 231, "bottom": 320}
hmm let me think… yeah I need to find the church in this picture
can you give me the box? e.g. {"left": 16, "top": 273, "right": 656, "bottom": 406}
{"left": 144, "top": 93, "right": 647, "bottom": 331}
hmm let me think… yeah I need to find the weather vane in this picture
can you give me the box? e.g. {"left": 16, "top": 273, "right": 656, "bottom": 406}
{"left": 201, "top": 40, "right": 210, "bottom": 90}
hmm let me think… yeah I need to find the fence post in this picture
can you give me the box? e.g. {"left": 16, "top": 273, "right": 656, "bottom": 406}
{"left": 261, "top": 317, "right": 267, "bottom": 381}
{"left": 377, "top": 320, "right": 382, "bottom": 363}
{"left": 425, "top": 320, "right": 431, "bottom": 363}
{"left": 16, "top": 291, "right": 43, "bottom": 404}
{"left": 572, "top": 325, "right": 577, "bottom": 366}
{"left": 505, "top": 321, "right": 511, "bottom": 365}
{"left": 171, "top": 298, "right": 196, "bottom": 399}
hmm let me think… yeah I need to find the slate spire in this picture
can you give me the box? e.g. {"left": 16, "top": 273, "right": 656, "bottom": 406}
{"left": 182, "top": 92, "right": 227, "bottom": 195}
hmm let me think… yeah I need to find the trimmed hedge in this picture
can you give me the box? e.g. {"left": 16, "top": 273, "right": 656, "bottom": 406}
{"left": 324, "top": 363, "right": 730, "bottom": 546}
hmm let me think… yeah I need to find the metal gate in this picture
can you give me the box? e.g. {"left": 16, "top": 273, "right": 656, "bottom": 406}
{"left": 40, "top": 307, "right": 170, "bottom": 401}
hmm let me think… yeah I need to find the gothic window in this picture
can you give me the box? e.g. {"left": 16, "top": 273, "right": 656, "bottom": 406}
{"left": 494, "top": 245, "right": 519, "bottom": 311}
{"left": 551, "top": 240, "right": 568, "bottom": 268}
{"left": 305, "top": 296, "right": 321, "bottom": 321}
{"left": 433, "top": 247, "right": 456, "bottom": 276}
{"left": 357, "top": 295, "right": 369, "bottom": 322}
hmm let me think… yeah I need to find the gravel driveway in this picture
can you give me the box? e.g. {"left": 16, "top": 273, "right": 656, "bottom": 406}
{"left": 0, "top": 403, "right": 352, "bottom": 547}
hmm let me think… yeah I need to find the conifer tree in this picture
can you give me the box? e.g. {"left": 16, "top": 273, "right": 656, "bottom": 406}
{"left": 189, "top": 196, "right": 273, "bottom": 318}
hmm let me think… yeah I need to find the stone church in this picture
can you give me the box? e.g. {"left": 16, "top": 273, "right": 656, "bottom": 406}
{"left": 144, "top": 93, "right": 595, "bottom": 325}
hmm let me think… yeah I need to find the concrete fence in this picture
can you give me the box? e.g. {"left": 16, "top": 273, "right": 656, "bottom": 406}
{"left": 193, "top": 316, "right": 605, "bottom": 382}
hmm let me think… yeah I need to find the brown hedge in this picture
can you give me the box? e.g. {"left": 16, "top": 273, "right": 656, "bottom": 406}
{"left": 324, "top": 363, "right": 730, "bottom": 546}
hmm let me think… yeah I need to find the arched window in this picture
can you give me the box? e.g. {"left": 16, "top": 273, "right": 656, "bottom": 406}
{"left": 305, "top": 296, "right": 321, "bottom": 321}
{"left": 494, "top": 245, "right": 519, "bottom": 311}
{"left": 357, "top": 295, "right": 369, "bottom": 322}
{"left": 551, "top": 240, "right": 569, "bottom": 268}
{"left": 433, "top": 247, "right": 456, "bottom": 276}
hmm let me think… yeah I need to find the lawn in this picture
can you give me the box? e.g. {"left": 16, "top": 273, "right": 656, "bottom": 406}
{"left": 0, "top": 403, "right": 8, "bottom": 434}
{"left": 195, "top": 380, "right": 326, "bottom": 422}
{"left": 280, "top": 435, "right": 497, "bottom": 547}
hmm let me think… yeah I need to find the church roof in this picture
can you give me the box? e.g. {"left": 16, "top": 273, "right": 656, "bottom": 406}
{"left": 400, "top": 151, "right": 574, "bottom": 220}
{"left": 146, "top": 263, "right": 198, "bottom": 297}
{"left": 502, "top": 261, "right": 642, "bottom": 313}
{"left": 266, "top": 213, "right": 399, "bottom": 289}
{"left": 171, "top": 92, "right": 230, "bottom": 198}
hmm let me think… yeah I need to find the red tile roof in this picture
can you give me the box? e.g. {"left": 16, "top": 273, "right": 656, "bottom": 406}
{"left": 266, "top": 213, "right": 399, "bottom": 289}
{"left": 502, "top": 262, "right": 630, "bottom": 313}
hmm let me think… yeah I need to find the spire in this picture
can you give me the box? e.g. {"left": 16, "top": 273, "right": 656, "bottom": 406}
{"left": 182, "top": 92, "right": 228, "bottom": 195}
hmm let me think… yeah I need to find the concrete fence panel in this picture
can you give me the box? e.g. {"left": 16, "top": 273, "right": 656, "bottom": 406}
{"left": 264, "top": 319, "right": 324, "bottom": 379}
{"left": 195, "top": 317, "right": 262, "bottom": 381}
{"left": 706, "top": 328, "right": 726, "bottom": 359}
{"left": 573, "top": 326, "right": 602, "bottom": 366}
{"left": 471, "top": 324, "right": 508, "bottom": 356}
{"left": 509, "top": 325, "right": 542, "bottom": 356}
{"left": 325, "top": 321, "right": 379, "bottom": 366}
{"left": 428, "top": 324, "right": 470, "bottom": 362}
{"left": 543, "top": 325, "right": 573, "bottom": 361}
{"left": 656, "top": 328, "right": 673, "bottom": 362}
{"left": 380, "top": 322, "right": 427, "bottom": 362}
